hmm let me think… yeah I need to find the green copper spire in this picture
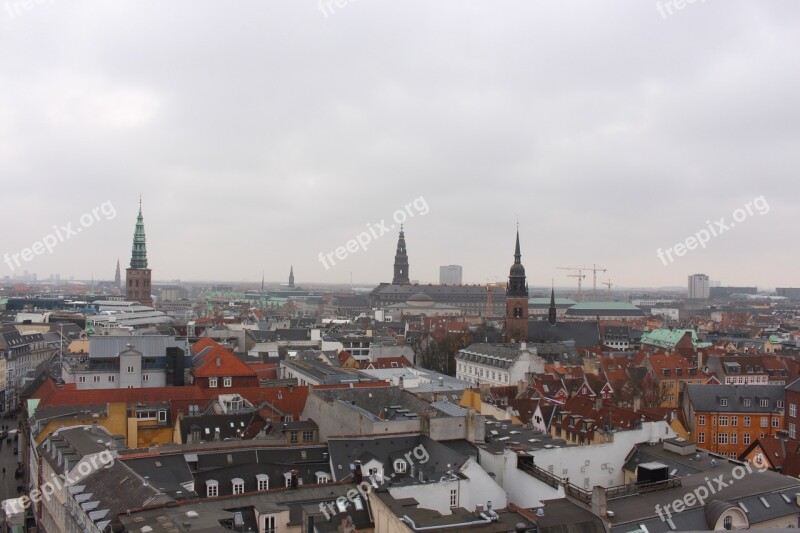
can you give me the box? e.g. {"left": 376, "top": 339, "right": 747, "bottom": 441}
{"left": 130, "top": 198, "right": 148, "bottom": 269}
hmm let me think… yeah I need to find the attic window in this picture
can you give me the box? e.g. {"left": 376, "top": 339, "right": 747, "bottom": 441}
{"left": 394, "top": 460, "right": 407, "bottom": 473}
{"left": 759, "top": 496, "right": 770, "bottom": 508}
{"left": 206, "top": 480, "right": 219, "bottom": 498}
{"left": 719, "top": 398, "right": 728, "bottom": 407}
{"left": 257, "top": 474, "right": 269, "bottom": 491}
{"left": 232, "top": 478, "right": 244, "bottom": 495}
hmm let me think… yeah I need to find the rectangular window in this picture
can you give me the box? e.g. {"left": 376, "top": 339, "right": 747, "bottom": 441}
{"left": 78, "top": 376, "right": 86, "bottom": 383}
{"left": 209, "top": 377, "right": 218, "bottom": 388}
{"left": 791, "top": 404, "right": 797, "bottom": 418}
{"left": 761, "top": 417, "right": 768, "bottom": 428}
{"left": 207, "top": 484, "right": 218, "bottom": 498}
{"left": 720, "top": 398, "right": 728, "bottom": 407}
{"left": 790, "top": 423, "right": 797, "bottom": 440}
{"left": 290, "top": 431, "right": 298, "bottom": 443}
{"left": 108, "top": 375, "right": 115, "bottom": 382}
{"left": 772, "top": 417, "right": 780, "bottom": 427}
{"left": 760, "top": 399, "right": 769, "bottom": 407}
{"left": 718, "top": 433, "right": 728, "bottom": 444}
{"left": 731, "top": 416, "right": 738, "bottom": 427}
{"left": 698, "top": 432, "right": 705, "bottom": 443}
{"left": 302, "top": 430, "right": 314, "bottom": 442}
{"left": 233, "top": 482, "right": 244, "bottom": 495}
{"left": 264, "top": 515, "right": 276, "bottom": 533}
{"left": 743, "top": 433, "right": 751, "bottom": 445}
{"left": 730, "top": 433, "right": 737, "bottom": 445}
{"left": 127, "top": 366, "right": 135, "bottom": 373}
{"left": 698, "top": 415, "right": 706, "bottom": 425}
{"left": 258, "top": 477, "right": 269, "bottom": 491}
{"left": 223, "top": 377, "right": 232, "bottom": 387}
{"left": 158, "top": 410, "right": 167, "bottom": 422}
{"left": 142, "top": 374, "right": 149, "bottom": 382}
{"left": 93, "top": 375, "right": 100, "bottom": 383}
{"left": 719, "top": 416, "right": 728, "bottom": 427}
{"left": 744, "top": 416, "right": 751, "bottom": 427}
{"left": 450, "top": 488, "right": 458, "bottom": 507}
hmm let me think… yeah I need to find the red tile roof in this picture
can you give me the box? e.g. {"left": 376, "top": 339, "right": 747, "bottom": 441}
{"left": 31, "top": 380, "right": 311, "bottom": 421}
{"left": 247, "top": 363, "right": 278, "bottom": 381}
{"left": 360, "top": 356, "right": 413, "bottom": 370}
{"left": 191, "top": 338, "right": 257, "bottom": 378}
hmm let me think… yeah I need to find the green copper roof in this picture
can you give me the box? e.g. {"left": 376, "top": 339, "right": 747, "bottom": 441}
{"left": 567, "top": 301, "right": 641, "bottom": 310}
{"left": 130, "top": 202, "right": 148, "bottom": 269}
{"left": 528, "top": 297, "right": 577, "bottom": 306}
{"left": 641, "top": 328, "right": 712, "bottom": 349}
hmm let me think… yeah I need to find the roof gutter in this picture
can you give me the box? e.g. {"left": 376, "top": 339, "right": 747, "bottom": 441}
{"left": 401, "top": 513, "right": 492, "bottom": 531}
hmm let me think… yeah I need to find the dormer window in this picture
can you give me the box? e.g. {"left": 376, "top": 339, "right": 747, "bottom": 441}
{"left": 206, "top": 479, "right": 219, "bottom": 497}
{"left": 744, "top": 398, "right": 751, "bottom": 407}
{"left": 209, "top": 377, "right": 218, "bottom": 388}
{"left": 232, "top": 478, "right": 244, "bottom": 495}
{"left": 223, "top": 377, "right": 232, "bottom": 387}
{"left": 316, "top": 472, "right": 329, "bottom": 484}
{"left": 394, "top": 459, "right": 407, "bottom": 473}
{"left": 257, "top": 474, "right": 269, "bottom": 491}
{"left": 720, "top": 398, "right": 728, "bottom": 407}
{"left": 284, "top": 472, "right": 293, "bottom": 488}
{"left": 760, "top": 399, "right": 769, "bottom": 407}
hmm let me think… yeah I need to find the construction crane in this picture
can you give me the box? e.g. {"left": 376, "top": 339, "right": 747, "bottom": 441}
{"left": 601, "top": 279, "right": 613, "bottom": 301}
{"left": 559, "top": 264, "right": 608, "bottom": 301}
{"left": 557, "top": 267, "right": 587, "bottom": 302}
{"left": 588, "top": 264, "right": 607, "bottom": 300}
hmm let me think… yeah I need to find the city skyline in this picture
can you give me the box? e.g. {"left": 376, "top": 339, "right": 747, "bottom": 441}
{"left": 1, "top": 2, "right": 797, "bottom": 288}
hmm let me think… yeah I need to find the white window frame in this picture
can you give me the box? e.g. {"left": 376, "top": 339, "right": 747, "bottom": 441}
{"left": 223, "top": 377, "right": 232, "bottom": 387}
{"left": 257, "top": 474, "right": 269, "bottom": 491}
{"left": 209, "top": 377, "right": 218, "bottom": 388}
{"left": 264, "top": 515, "right": 276, "bottom": 533}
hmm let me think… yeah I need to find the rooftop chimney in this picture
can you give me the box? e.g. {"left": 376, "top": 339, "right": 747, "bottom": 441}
{"left": 591, "top": 486, "right": 607, "bottom": 518}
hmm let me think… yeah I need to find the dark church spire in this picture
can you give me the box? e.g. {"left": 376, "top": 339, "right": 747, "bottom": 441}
{"left": 392, "top": 225, "right": 410, "bottom": 285}
{"left": 506, "top": 227, "right": 528, "bottom": 298}
{"left": 130, "top": 198, "right": 148, "bottom": 269}
{"left": 548, "top": 284, "right": 558, "bottom": 326}
{"left": 289, "top": 266, "right": 295, "bottom": 288}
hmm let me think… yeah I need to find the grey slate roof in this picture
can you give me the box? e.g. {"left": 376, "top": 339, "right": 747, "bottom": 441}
{"left": 685, "top": 383, "right": 785, "bottom": 413}
{"left": 528, "top": 321, "right": 600, "bottom": 347}
{"left": 124, "top": 455, "right": 197, "bottom": 499}
{"left": 327, "top": 434, "right": 468, "bottom": 485}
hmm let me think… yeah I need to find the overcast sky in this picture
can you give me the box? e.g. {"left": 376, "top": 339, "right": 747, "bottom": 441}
{"left": 1, "top": 1, "right": 798, "bottom": 290}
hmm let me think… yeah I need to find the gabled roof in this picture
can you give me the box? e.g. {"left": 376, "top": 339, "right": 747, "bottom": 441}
{"left": 192, "top": 338, "right": 257, "bottom": 378}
